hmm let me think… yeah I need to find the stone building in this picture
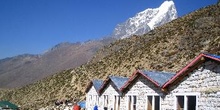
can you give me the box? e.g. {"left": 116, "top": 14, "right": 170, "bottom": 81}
{"left": 85, "top": 53, "right": 220, "bottom": 110}
{"left": 85, "top": 79, "right": 103, "bottom": 110}
{"left": 98, "top": 76, "right": 128, "bottom": 110}
{"left": 161, "top": 53, "right": 220, "bottom": 110}
{"left": 120, "top": 70, "right": 174, "bottom": 110}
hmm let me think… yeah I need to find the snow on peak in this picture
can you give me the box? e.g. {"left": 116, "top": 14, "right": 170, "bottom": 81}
{"left": 148, "top": 0, "right": 177, "bottom": 29}
{"left": 112, "top": 0, "right": 178, "bottom": 39}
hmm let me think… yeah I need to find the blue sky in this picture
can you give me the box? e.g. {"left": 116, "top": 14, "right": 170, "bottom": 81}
{"left": 0, "top": 0, "right": 217, "bottom": 59}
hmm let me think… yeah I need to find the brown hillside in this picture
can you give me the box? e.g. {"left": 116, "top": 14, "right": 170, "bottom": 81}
{"left": 0, "top": 38, "right": 115, "bottom": 88}
{"left": 0, "top": 4, "right": 220, "bottom": 109}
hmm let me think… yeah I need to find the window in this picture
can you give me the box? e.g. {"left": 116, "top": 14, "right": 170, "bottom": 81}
{"left": 146, "top": 95, "right": 160, "bottom": 110}
{"left": 177, "top": 96, "right": 184, "bottom": 110}
{"left": 118, "top": 96, "right": 120, "bottom": 110}
{"left": 114, "top": 96, "right": 117, "bottom": 110}
{"left": 92, "top": 95, "right": 97, "bottom": 105}
{"left": 104, "top": 95, "right": 108, "bottom": 108}
{"left": 187, "top": 96, "right": 196, "bottom": 110}
{"left": 128, "top": 96, "right": 131, "bottom": 110}
{"left": 88, "top": 95, "right": 92, "bottom": 107}
{"left": 96, "top": 95, "right": 99, "bottom": 105}
{"left": 133, "top": 96, "right": 137, "bottom": 110}
{"left": 155, "top": 96, "right": 160, "bottom": 110}
{"left": 147, "top": 96, "right": 152, "bottom": 110}
{"left": 128, "top": 95, "right": 137, "bottom": 110}
{"left": 176, "top": 95, "right": 197, "bottom": 110}
{"left": 114, "top": 95, "right": 121, "bottom": 110}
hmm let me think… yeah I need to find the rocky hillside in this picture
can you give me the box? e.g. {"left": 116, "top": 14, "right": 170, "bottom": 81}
{"left": 0, "top": 3, "right": 220, "bottom": 109}
{"left": 0, "top": 38, "right": 115, "bottom": 88}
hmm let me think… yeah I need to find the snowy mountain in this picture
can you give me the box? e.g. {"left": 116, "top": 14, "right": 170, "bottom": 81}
{"left": 112, "top": 1, "right": 178, "bottom": 39}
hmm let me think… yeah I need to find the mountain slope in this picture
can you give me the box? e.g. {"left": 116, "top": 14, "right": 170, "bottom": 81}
{"left": 0, "top": 3, "right": 220, "bottom": 109}
{"left": 0, "top": 0, "right": 177, "bottom": 88}
{"left": 112, "top": 0, "right": 177, "bottom": 39}
{"left": 0, "top": 39, "right": 115, "bottom": 88}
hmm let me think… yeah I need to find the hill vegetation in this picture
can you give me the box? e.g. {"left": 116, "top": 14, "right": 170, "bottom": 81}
{"left": 0, "top": 4, "right": 220, "bottom": 109}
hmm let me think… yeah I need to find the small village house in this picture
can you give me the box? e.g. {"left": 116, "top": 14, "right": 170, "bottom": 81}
{"left": 161, "top": 53, "right": 220, "bottom": 110}
{"left": 85, "top": 53, "right": 220, "bottom": 110}
{"left": 85, "top": 79, "right": 103, "bottom": 110}
{"left": 98, "top": 76, "right": 128, "bottom": 110}
{"left": 120, "top": 70, "right": 174, "bottom": 110}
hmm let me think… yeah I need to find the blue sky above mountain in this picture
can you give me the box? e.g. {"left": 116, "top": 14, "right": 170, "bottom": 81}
{"left": 0, "top": 0, "right": 217, "bottom": 59}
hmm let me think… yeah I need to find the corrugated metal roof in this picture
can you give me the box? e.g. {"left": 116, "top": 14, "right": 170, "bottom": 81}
{"left": 109, "top": 76, "right": 129, "bottom": 89}
{"left": 92, "top": 80, "right": 103, "bottom": 92}
{"left": 140, "top": 70, "right": 175, "bottom": 87}
{"left": 205, "top": 53, "right": 220, "bottom": 59}
{"left": 0, "top": 101, "right": 18, "bottom": 109}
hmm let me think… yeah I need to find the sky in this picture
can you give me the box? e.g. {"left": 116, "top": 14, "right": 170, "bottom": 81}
{"left": 0, "top": 0, "right": 218, "bottom": 59}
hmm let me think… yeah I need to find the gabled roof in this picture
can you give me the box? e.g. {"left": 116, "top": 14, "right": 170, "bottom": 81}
{"left": 93, "top": 80, "right": 103, "bottom": 91}
{"left": 205, "top": 53, "right": 220, "bottom": 59}
{"left": 141, "top": 70, "right": 175, "bottom": 87}
{"left": 0, "top": 101, "right": 18, "bottom": 109}
{"left": 99, "top": 76, "right": 128, "bottom": 95}
{"left": 85, "top": 79, "right": 103, "bottom": 93}
{"left": 162, "top": 53, "right": 220, "bottom": 89}
{"left": 120, "top": 70, "right": 174, "bottom": 92}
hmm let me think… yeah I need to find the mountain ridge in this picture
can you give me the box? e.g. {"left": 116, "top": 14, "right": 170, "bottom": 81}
{"left": 0, "top": 40, "right": 111, "bottom": 88}
{"left": 0, "top": 1, "right": 175, "bottom": 88}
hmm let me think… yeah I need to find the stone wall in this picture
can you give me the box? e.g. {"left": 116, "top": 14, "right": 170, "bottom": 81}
{"left": 100, "top": 82, "right": 120, "bottom": 110}
{"left": 86, "top": 86, "right": 99, "bottom": 110}
{"left": 162, "top": 61, "right": 220, "bottom": 110}
{"left": 124, "top": 75, "right": 163, "bottom": 110}
{"left": 120, "top": 61, "right": 220, "bottom": 110}
{"left": 86, "top": 61, "right": 220, "bottom": 110}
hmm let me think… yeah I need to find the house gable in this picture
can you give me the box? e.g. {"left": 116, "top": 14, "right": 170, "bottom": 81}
{"left": 85, "top": 79, "right": 103, "bottom": 93}
{"left": 98, "top": 76, "right": 128, "bottom": 110}
{"left": 169, "top": 60, "right": 220, "bottom": 92}
{"left": 99, "top": 76, "right": 128, "bottom": 95}
{"left": 121, "top": 70, "right": 174, "bottom": 93}
{"left": 85, "top": 79, "right": 103, "bottom": 110}
{"left": 163, "top": 53, "right": 220, "bottom": 89}
{"left": 120, "top": 70, "right": 174, "bottom": 110}
{"left": 160, "top": 53, "right": 220, "bottom": 109}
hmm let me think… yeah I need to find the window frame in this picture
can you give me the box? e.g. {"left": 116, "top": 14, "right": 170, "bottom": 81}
{"left": 103, "top": 95, "right": 109, "bottom": 108}
{"left": 145, "top": 94, "right": 162, "bottom": 110}
{"left": 113, "top": 95, "right": 121, "bottom": 110}
{"left": 126, "top": 95, "right": 138, "bottom": 110}
{"left": 174, "top": 93, "right": 200, "bottom": 110}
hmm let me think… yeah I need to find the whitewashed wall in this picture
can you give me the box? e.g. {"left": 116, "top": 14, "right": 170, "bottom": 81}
{"left": 86, "top": 86, "right": 99, "bottom": 110}
{"left": 123, "top": 75, "right": 163, "bottom": 110}
{"left": 100, "top": 82, "right": 120, "bottom": 110}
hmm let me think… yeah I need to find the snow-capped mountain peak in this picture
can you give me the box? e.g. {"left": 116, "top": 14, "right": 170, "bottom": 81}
{"left": 148, "top": 0, "right": 177, "bottom": 29}
{"left": 112, "top": 0, "right": 177, "bottom": 39}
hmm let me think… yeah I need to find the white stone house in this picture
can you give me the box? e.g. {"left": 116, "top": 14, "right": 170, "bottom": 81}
{"left": 85, "top": 79, "right": 103, "bottom": 110}
{"left": 119, "top": 53, "right": 220, "bottom": 110}
{"left": 120, "top": 70, "right": 174, "bottom": 110}
{"left": 160, "top": 53, "right": 220, "bottom": 110}
{"left": 98, "top": 76, "right": 128, "bottom": 110}
{"left": 85, "top": 53, "right": 220, "bottom": 110}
